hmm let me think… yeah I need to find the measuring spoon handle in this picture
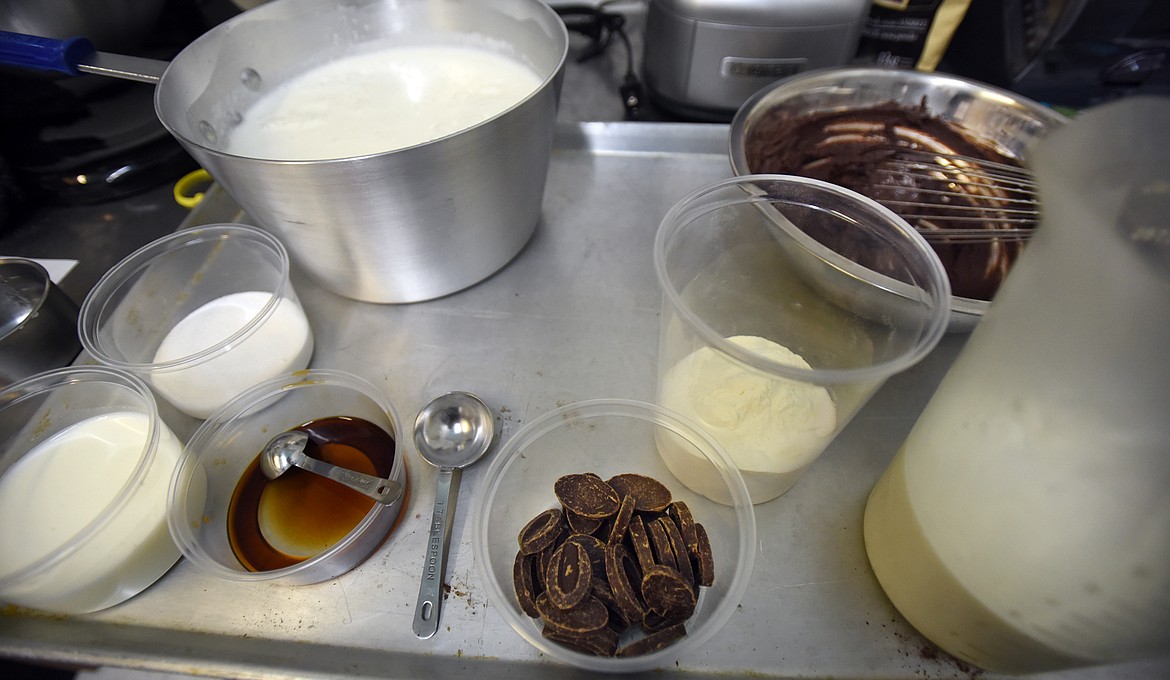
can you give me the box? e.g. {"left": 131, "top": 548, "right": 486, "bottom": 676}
{"left": 413, "top": 467, "right": 460, "bottom": 639}
{"left": 293, "top": 452, "right": 403, "bottom": 505}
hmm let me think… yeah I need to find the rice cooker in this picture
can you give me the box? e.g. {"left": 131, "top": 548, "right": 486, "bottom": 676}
{"left": 643, "top": 0, "right": 871, "bottom": 121}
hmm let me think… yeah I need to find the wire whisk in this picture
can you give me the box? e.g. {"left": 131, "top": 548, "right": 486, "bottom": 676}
{"left": 868, "top": 149, "right": 1039, "bottom": 243}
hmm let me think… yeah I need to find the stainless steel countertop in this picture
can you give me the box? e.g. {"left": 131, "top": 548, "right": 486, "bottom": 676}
{"left": 2, "top": 3, "right": 1169, "bottom": 678}
{"left": 4, "top": 120, "right": 1169, "bottom": 680}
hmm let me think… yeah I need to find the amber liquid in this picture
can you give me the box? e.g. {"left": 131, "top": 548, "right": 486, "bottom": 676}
{"left": 227, "top": 416, "right": 396, "bottom": 571}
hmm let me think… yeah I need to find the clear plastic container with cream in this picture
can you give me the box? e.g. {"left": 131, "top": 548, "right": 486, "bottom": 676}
{"left": 79, "top": 223, "right": 313, "bottom": 420}
{"left": 0, "top": 366, "right": 183, "bottom": 615}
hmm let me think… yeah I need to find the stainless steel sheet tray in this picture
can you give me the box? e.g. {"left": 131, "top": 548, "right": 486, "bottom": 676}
{"left": 2, "top": 123, "right": 1165, "bottom": 680}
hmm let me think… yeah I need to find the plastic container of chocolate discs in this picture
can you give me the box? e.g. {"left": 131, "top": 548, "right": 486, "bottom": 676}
{"left": 472, "top": 399, "right": 756, "bottom": 672}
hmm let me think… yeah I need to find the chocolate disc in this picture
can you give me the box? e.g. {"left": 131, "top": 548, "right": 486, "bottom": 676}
{"left": 626, "top": 514, "right": 657, "bottom": 573}
{"left": 555, "top": 473, "right": 621, "bottom": 519}
{"left": 536, "top": 593, "right": 610, "bottom": 635}
{"left": 656, "top": 516, "right": 695, "bottom": 589}
{"left": 641, "top": 564, "right": 696, "bottom": 620}
{"left": 693, "top": 522, "right": 715, "bottom": 587}
{"left": 642, "top": 608, "right": 687, "bottom": 634}
{"left": 606, "top": 473, "right": 672, "bottom": 512}
{"left": 615, "top": 622, "right": 687, "bottom": 657}
{"left": 590, "top": 577, "right": 633, "bottom": 633}
{"left": 542, "top": 624, "right": 618, "bottom": 657}
{"left": 604, "top": 543, "right": 646, "bottom": 623}
{"left": 565, "top": 508, "right": 605, "bottom": 535}
{"left": 535, "top": 540, "right": 556, "bottom": 590}
{"left": 513, "top": 551, "right": 541, "bottom": 618}
{"left": 545, "top": 539, "right": 592, "bottom": 610}
{"left": 564, "top": 532, "right": 607, "bottom": 575}
{"left": 605, "top": 494, "right": 636, "bottom": 545}
{"left": 590, "top": 576, "right": 616, "bottom": 608}
{"left": 518, "top": 508, "right": 566, "bottom": 556}
{"left": 646, "top": 515, "right": 678, "bottom": 571}
{"left": 666, "top": 501, "right": 699, "bottom": 554}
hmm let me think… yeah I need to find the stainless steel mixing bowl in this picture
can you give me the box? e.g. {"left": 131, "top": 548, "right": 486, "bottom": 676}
{"left": 0, "top": 258, "right": 80, "bottom": 387}
{"left": 728, "top": 67, "right": 1068, "bottom": 331}
{"left": 154, "top": 0, "right": 568, "bottom": 304}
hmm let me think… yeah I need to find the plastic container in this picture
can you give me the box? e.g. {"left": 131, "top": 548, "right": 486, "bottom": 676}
{"left": 654, "top": 175, "right": 950, "bottom": 503}
{"left": 0, "top": 366, "right": 183, "bottom": 614}
{"left": 864, "top": 96, "right": 1170, "bottom": 673}
{"left": 473, "top": 399, "right": 756, "bottom": 673}
{"left": 79, "top": 223, "right": 313, "bottom": 420}
{"left": 168, "top": 369, "right": 407, "bottom": 585}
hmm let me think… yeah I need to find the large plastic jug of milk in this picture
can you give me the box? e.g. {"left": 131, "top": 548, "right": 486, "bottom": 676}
{"left": 863, "top": 96, "right": 1170, "bottom": 673}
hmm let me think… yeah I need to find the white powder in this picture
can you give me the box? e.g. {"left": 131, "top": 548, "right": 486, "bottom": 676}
{"left": 151, "top": 291, "right": 313, "bottom": 419}
{"left": 226, "top": 45, "right": 543, "bottom": 160}
{"left": 658, "top": 335, "right": 837, "bottom": 503}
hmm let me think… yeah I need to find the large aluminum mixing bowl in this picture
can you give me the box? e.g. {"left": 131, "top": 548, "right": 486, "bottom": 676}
{"left": 155, "top": 0, "right": 568, "bottom": 303}
{"left": 728, "top": 67, "right": 1067, "bottom": 331}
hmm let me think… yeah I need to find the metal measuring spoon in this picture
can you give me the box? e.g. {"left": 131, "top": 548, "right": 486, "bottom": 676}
{"left": 259, "top": 430, "right": 403, "bottom": 505}
{"left": 411, "top": 391, "right": 495, "bottom": 639}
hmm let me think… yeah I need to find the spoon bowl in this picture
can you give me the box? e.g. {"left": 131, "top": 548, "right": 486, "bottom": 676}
{"left": 259, "top": 429, "right": 403, "bottom": 505}
{"left": 259, "top": 430, "right": 309, "bottom": 479}
{"left": 413, "top": 392, "right": 496, "bottom": 469}
{"left": 411, "top": 391, "right": 495, "bottom": 639}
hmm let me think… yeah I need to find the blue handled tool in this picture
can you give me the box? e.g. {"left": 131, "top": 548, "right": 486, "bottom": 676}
{"left": 0, "top": 30, "right": 167, "bottom": 83}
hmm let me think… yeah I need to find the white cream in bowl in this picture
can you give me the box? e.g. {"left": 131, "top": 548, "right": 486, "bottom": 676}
{"left": 226, "top": 44, "right": 544, "bottom": 160}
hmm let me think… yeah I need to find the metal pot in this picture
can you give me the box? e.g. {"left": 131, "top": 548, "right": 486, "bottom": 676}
{"left": 0, "top": 258, "right": 81, "bottom": 387}
{"left": 2, "top": 0, "right": 569, "bottom": 304}
{"left": 163, "top": 0, "right": 567, "bottom": 303}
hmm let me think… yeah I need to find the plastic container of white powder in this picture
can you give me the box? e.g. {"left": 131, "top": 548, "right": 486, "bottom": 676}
{"left": 79, "top": 224, "right": 313, "bottom": 420}
{"left": 653, "top": 175, "right": 951, "bottom": 503}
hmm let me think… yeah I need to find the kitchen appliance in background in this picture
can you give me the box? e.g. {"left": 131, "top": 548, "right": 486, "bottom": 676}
{"left": 642, "top": 0, "right": 871, "bottom": 121}
{"left": 943, "top": 0, "right": 1170, "bottom": 108}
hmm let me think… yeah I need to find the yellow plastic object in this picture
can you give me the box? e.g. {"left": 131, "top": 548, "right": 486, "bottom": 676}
{"left": 173, "top": 169, "right": 213, "bottom": 208}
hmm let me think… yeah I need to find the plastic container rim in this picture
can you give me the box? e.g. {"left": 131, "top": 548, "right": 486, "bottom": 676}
{"left": 78, "top": 223, "right": 292, "bottom": 374}
{"left": 653, "top": 173, "right": 952, "bottom": 386}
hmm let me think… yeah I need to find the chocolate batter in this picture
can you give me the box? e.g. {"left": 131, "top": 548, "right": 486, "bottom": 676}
{"left": 744, "top": 101, "right": 1030, "bottom": 301}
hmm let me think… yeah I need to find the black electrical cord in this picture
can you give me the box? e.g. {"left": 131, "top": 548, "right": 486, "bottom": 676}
{"left": 554, "top": 3, "right": 645, "bottom": 120}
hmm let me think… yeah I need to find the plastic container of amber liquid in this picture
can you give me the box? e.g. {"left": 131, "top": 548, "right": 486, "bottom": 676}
{"left": 863, "top": 97, "right": 1170, "bottom": 673}
{"left": 167, "top": 369, "right": 408, "bottom": 585}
